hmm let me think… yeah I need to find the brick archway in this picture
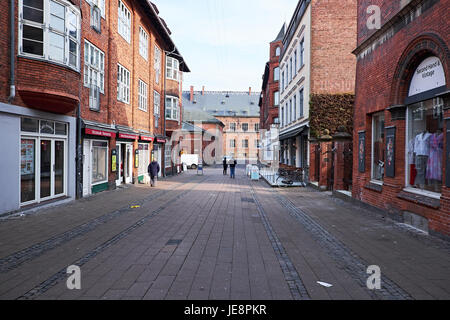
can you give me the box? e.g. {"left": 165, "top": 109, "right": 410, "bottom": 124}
{"left": 390, "top": 33, "right": 450, "bottom": 106}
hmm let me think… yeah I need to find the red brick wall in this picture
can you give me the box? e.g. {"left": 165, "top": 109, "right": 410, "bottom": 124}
{"left": 353, "top": 0, "right": 450, "bottom": 237}
{"left": 310, "top": 0, "right": 357, "bottom": 94}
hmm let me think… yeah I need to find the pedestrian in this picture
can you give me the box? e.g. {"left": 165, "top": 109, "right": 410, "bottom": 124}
{"left": 223, "top": 157, "right": 228, "bottom": 175}
{"left": 229, "top": 158, "right": 237, "bottom": 179}
{"left": 148, "top": 158, "right": 160, "bottom": 187}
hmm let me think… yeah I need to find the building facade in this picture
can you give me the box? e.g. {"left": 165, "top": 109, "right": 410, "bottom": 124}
{"left": 278, "top": 0, "right": 356, "bottom": 176}
{"left": 259, "top": 25, "right": 284, "bottom": 165}
{"left": 0, "top": 0, "right": 188, "bottom": 215}
{"left": 353, "top": 0, "right": 449, "bottom": 238}
{"left": 182, "top": 88, "right": 260, "bottom": 165}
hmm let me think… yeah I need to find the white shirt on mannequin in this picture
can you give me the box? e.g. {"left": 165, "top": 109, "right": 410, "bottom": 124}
{"left": 414, "top": 132, "right": 431, "bottom": 156}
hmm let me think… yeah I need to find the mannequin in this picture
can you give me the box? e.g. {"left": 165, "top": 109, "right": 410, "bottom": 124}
{"left": 414, "top": 130, "right": 431, "bottom": 189}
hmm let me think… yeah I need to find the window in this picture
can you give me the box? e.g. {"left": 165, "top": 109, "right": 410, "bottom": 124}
{"left": 118, "top": 0, "right": 131, "bottom": 42}
{"left": 294, "top": 50, "right": 297, "bottom": 75}
{"left": 274, "top": 117, "right": 279, "bottom": 124}
{"left": 407, "top": 98, "right": 444, "bottom": 193}
{"left": 274, "top": 91, "right": 279, "bottom": 106}
{"left": 165, "top": 145, "right": 172, "bottom": 168}
{"left": 84, "top": 40, "right": 104, "bottom": 92}
{"left": 86, "top": 0, "right": 105, "bottom": 17}
{"left": 289, "top": 99, "right": 292, "bottom": 123}
{"left": 117, "top": 64, "right": 130, "bottom": 104}
{"left": 19, "top": 0, "right": 80, "bottom": 70}
{"left": 289, "top": 57, "right": 293, "bottom": 82}
{"left": 92, "top": 141, "right": 108, "bottom": 184}
{"left": 153, "top": 91, "right": 160, "bottom": 128}
{"left": 372, "top": 112, "right": 385, "bottom": 182}
{"left": 281, "top": 71, "right": 285, "bottom": 92}
{"left": 154, "top": 46, "right": 161, "bottom": 84}
{"left": 299, "top": 38, "right": 305, "bottom": 68}
{"left": 166, "top": 57, "right": 179, "bottom": 81}
{"left": 280, "top": 107, "right": 284, "bottom": 127}
{"left": 138, "top": 80, "right": 148, "bottom": 112}
{"left": 274, "top": 67, "right": 279, "bottom": 81}
{"left": 242, "top": 123, "right": 249, "bottom": 132}
{"left": 275, "top": 46, "right": 280, "bottom": 56}
{"left": 91, "top": 4, "right": 101, "bottom": 32}
{"left": 139, "top": 27, "right": 148, "bottom": 60}
{"left": 293, "top": 95, "right": 297, "bottom": 120}
{"left": 242, "top": 139, "right": 249, "bottom": 148}
{"left": 229, "top": 123, "right": 236, "bottom": 132}
{"left": 165, "top": 96, "right": 179, "bottom": 121}
{"left": 255, "top": 139, "right": 260, "bottom": 148}
{"left": 254, "top": 123, "right": 259, "bottom": 132}
{"left": 230, "top": 139, "right": 236, "bottom": 148}
{"left": 299, "top": 88, "right": 304, "bottom": 117}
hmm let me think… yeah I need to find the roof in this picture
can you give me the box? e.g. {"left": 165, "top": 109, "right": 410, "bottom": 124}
{"left": 181, "top": 122, "right": 213, "bottom": 137}
{"left": 182, "top": 91, "right": 260, "bottom": 118}
{"left": 272, "top": 23, "right": 286, "bottom": 43}
{"left": 183, "top": 107, "right": 225, "bottom": 125}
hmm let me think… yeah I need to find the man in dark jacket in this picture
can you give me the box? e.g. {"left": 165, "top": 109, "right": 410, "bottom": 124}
{"left": 222, "top": 157, "right": 228, "bottom": 175}
{"left": 229, "top": 159, "right": 237, "bottom": 179}
{"left": 148, "top": 160, "right": 160, "bottom": 187}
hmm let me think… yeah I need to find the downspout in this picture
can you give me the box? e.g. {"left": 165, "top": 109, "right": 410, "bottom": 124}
{"left": 8, "top": 0, "right": 15, "bottom": 102}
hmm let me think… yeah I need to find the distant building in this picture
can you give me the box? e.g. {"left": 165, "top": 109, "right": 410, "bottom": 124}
{"left": 182, "top": 88, "right": 260, "bottom": 164}
{"left": 259, "top": 24, "right": 285, "bottom": 165}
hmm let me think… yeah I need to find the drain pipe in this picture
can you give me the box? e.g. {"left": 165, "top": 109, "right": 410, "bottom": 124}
{"left": 8, "top": 0, "right": 15, "bottom": 102}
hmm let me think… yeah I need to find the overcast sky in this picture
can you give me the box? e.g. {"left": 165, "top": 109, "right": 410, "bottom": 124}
{"left": 154, "top": 0, "right": 299, "bottom": 92}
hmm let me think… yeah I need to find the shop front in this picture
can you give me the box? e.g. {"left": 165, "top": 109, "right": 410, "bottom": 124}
{"left": 116, "top": 132, "right": 138, "bottom": 186}
{"left": 0, "top": 102, "right": 77, "bottom": 215}
{"left": 153, "top": 137, "right": 166, "bottom": 177}
{"left": 137, "top": 135, "right": 154, "bottom": 183}
{"left": 82, "top": 127, "right": 116, "bottom": 196}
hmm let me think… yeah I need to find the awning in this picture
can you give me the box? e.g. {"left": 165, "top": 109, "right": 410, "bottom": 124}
{"left": 140, "top": 135, "right": 154, "bottom": 142}
{"left": 279, "top": 124, "right": 308, "bottom": 141}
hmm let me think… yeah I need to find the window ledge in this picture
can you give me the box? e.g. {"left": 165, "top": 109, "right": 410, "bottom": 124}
{"left": 364, "top": 181, "right": 383, "bottom": 192}
{"left": 397, "top": 189, "right": 441, "bottom": 209}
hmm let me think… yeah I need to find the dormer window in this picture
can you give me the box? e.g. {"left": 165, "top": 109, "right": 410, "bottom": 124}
{"left": 275, "top": 46, "right": 281, "bottom": 56}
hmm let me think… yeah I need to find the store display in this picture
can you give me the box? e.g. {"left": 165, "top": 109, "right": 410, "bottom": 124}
{"left": 426, "top": 131, "right": 443, "bottom": 181}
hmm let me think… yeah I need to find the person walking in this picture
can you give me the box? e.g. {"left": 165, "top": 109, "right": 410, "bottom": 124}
{"left": 148, "top": 158, "right": 160, "bottom": 187}
{"left": 222, "top": 157, "right": 228, "bottom": 175}
{"left": 229, "top": 158, "right": 237, "bottom": 179}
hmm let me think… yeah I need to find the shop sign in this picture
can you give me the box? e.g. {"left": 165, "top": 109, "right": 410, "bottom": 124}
{"left": 85, "top": 128, "right": 116, "bottom": 138}
{"left": 135, "top": 149, "right": 139, "bottom": 168}
{"left": 409, "top": 56, "right": 446, "bottom": 97}
{"left": 118, "top": 133, "right": 138, "bottom": 140}
{"left": 157, "top": 138, "right": 166, "bottom": 143}
{"left": 385, "top": 126, "right": 396, "bottom": 178}
{"left": 111, "top": 149, "right": 117, "bottom": 172}
{"left": 358, "top": 132, "right": 366, "bottom": 173}
{"left": 141, "top": 135, "right": 154, "bottom": 142}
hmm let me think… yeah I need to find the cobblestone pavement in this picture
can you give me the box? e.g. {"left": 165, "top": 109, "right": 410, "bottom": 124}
{"left": 0, "top": 168, "right": 449, "bottom": 300}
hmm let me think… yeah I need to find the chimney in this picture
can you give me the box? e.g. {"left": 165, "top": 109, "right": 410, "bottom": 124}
{"left": 249, "top": 87, "right": 252, "bottom": 95}
{"left": 190, "top": 86, "right": 194, "bottom": 102}
{"left": 202, "top": 86, "right": 205, "bottom": 96}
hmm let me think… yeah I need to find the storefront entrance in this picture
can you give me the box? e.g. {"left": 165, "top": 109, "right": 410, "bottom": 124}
{"left": 116, "top": 143, "right": 133, "bottom": 186}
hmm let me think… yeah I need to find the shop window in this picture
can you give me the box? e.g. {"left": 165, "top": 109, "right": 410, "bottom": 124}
{"left": 92, "top": 141, "right": 108, "bottom": 184}
{"left": 371, "top": 112, "right": 385, "bottom": 182}
{"left": 407, "top": 98, "right": 444, "bottom": 193}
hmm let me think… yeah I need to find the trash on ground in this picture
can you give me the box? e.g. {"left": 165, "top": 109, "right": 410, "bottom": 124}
{"left": 317, "top": 281, "right": 333, "bottom": 287}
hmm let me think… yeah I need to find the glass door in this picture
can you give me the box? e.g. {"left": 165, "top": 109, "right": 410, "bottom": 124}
{"left": 125, "top": 144, "right": 133, "bottom": 184}
{"left": 116, "top": 144, "right": 122, "bottom": 186}
{"left": 54, "top": 140, "right": 65, "bottom": 196}
{"left": 40, "top": 139, "right": 52, "bottom": 199}
{"left": 21, "top": 137, "right": 37, "bottom": 205}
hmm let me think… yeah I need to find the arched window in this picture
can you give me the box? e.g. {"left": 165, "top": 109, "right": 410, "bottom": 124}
{"left": 275, "top": 47, "right": 281, "bottom": 56}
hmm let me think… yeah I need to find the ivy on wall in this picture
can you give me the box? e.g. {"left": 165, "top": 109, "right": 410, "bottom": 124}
{"left": 309, "top": 93, "right": 354, "bottom": 138}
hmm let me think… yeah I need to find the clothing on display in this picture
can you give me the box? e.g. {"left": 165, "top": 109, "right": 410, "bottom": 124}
{"left": 415, "top": 154, "right": 428, "bottom": 186}
{"left": 413, "top": 132, "right": 431, "bottom": 156}
{"left": 426, "top": 132, "right": 443, "bottom": 181}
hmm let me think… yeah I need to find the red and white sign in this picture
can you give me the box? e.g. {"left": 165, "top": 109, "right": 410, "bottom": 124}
{"left": 85, "top": 128, "right": 116, "bottom": 138}
{"left": 141, "top": 135, "right": 154, "bottom": 142}
{"left": 156, "top": 138, "right": 166, "bottom": 143}
{"left": 118, "top": 133, "right": 138, "bottom": 140}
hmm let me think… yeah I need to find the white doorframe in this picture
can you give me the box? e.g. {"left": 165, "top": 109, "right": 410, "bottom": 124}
{"left": 83, "top": 140, "right": 91, "bottom": 197}
{"left": 125, "top": 143, "right": 133, "bottom": 184}
{"left": 115, "top": 144, "right": 122, "bottom": 187}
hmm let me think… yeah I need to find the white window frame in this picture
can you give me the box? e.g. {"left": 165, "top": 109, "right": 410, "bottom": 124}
{"left": 138, "top": 79, "right": 148, "bottom": 112}
{"left": 275, "top": 46, "right": 280, "bottom": 56}
{"left": 91, "top": 140, "right": 109, "bottom": 186}
{"left": 118, "top": 0, "right": 131, "bottom": 43}
{"left": 230, "top": 123, "right": 236, "bottom": 132}
{"left": 166, "top": 57, "right": 179, "bottom": 81}
{"left": 86, "top": 0, "right": 105, "bottom": 18}
{"left": 19, "top": 0, "right": 81, "bottom": 71}
{"left": 165, "top": 96, "right": 179, "bottom": 121}
{"left": 299, "top": 88, "right": 304, "bottom": 117}
{"left": 154, "top": 45, "right": 161, "bottom": 84}
{"left": 139, "top": 26, "right": 149, "bottom": 60}
{"left": 153, "top": 91, "right": 160, "bottom": 128}
{"left": 274, "top": 91, "right": 279, "bottom": 107}
{"left": 230, "top": 139, "right": 236, "bottom": 148}
{"left": 84, "top": 40, "right": 105, "bottom": 93}
{"left": 242, "top": 139, "right": 249, "bottom": 148}
{"left": 274, "top": 67, "right": 279, "bottom": 82}
{"left": 117, "top": 63, "right": 130, "bottom": 104}
{"left": 242, "top": 123, "right": 249, "bottom": 132}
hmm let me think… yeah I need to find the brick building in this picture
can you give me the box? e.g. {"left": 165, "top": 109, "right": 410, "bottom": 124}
{"left": 182, "top": 88, "right": 260, "bottom": 165}
{"left": 353, "top": 0, "right": 449, "bottom": 238}
{"left": 259, "top": 24, "right": 284, "bottom": 165}
{"left": 278, "top": 0, "right": 356, "bottom": 186}
{"left": 0, "top": 0, "right": 188, "bottom": 215}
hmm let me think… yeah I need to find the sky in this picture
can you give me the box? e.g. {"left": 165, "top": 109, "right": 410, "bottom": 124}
{"left": 153, "top": 0, "right": 299, "bottom": 93}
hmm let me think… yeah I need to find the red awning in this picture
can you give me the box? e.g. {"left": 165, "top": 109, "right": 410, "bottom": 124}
{"left": 85, "top": 128, "right": 116, "bottom": 138}
{"left": 140, "top": 135, "right": 154, "bottom": 142}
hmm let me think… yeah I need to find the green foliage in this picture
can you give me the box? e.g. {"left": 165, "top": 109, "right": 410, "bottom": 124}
{"left": 309, "top": 93, "right": 354, "bottom": 138}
